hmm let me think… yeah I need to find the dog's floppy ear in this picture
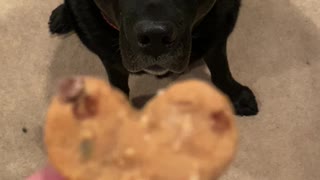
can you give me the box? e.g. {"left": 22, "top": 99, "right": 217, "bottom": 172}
{"left": 94, "top": 0, "right": 120, "bottom": 28}
{"left": 194, "top": 0, "right": 216, "bottom": 26}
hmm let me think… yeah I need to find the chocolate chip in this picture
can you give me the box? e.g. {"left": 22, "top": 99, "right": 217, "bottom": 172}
{"left": 210, "top": 111, "right": 230, "bottom": 133}
{"left": 57, "top": 77, "right": 98, "bottom": 120}
{"left": 80, "top": 139, "right": 93, "bottom": 161}
{"left": 73, "top": 95, "right": 98, "bottom": 120}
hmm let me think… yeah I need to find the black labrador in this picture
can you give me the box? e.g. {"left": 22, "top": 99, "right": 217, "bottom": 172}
{"left": 49, "top": 0, "right": 258, "bottom": 116}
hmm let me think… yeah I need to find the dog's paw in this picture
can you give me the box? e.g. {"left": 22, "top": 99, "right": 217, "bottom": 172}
{"left": 49, "top": 4, "right": 73, "bottom": 34}
{"left": 230, "top": 86, "right": 258, "bottom": 116}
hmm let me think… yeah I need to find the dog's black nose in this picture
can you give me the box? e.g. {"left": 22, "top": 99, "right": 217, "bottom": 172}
{"left": 135, "top": 21, "right": 176, "bottom": 57}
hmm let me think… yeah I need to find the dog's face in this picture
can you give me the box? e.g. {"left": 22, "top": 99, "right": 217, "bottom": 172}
{"left": 95, "top": 0, "right": 216, "bottom": 76}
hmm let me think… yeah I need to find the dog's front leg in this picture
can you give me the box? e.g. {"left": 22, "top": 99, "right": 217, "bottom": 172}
{"left": 100, "top": 55, "right": 130, "bottom": 96}
{"left": 204, "top": 40, "right": 258, "bottom": 116}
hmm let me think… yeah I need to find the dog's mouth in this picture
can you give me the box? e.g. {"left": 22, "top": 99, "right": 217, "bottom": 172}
{"left": 120, "top": 36, "right": 191, "bottom": 76}
{"left": 143, "top": 65, "right": 170, "bottom": 76}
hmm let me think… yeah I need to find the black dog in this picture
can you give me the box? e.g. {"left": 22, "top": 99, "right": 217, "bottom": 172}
{"left": 49, "top": 0, "right": 258, "bottom": 116}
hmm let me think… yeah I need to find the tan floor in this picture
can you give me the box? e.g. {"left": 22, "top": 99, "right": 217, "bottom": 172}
{"left": 1, "top": 0, "right": 320, "bottom": 179}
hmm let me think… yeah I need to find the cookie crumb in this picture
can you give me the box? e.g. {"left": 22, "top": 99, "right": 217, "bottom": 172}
{"left": 189, "top": 173, "right": 200, "bottom": 180}
{"left": 124, "top": 148, "right": 136, "bottom": 157}
{"left": 143, "top": 134, "right": 151, "bottom": 142}
{"left": 121, "top": 169, "right": 144, "bottom": 180}
{"left": 182, "top": 116, "right": 193, "bottom": 136}
{"left": 81, "top": 129, "right": 94, "bottom": 139}
{"left": 140, "top": 115, "right": 149, "bottom": 128}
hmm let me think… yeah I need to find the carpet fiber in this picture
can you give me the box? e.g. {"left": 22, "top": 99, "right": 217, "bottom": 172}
{"left": 0, "top": 0, "right": 319, "bottom": 179}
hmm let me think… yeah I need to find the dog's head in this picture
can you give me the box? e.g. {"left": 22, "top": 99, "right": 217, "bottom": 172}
{"left": 95, "top": 0, "right": 216, "bottom": 76}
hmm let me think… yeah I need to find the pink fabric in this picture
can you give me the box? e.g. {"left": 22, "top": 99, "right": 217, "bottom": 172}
{"left": 26, "top": 165, "right": 64, "bottom": 180}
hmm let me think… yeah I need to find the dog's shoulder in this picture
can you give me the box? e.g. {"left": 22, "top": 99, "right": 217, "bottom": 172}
{"left": 64, "top": 0, "right": 118, "bottom": 54}
{"left": 65, "top": 0, "right": 102, "bottom": 25}
{"left": 196, "top": 0, "right": 241, "bottom": 29}
{"left": 191, "top": 0, "right": 241, "bottom": 57}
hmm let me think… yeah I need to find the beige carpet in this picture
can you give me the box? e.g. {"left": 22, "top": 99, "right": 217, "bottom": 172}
{"left": 1, "top": 0, "right": 319, "bottom": 179}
